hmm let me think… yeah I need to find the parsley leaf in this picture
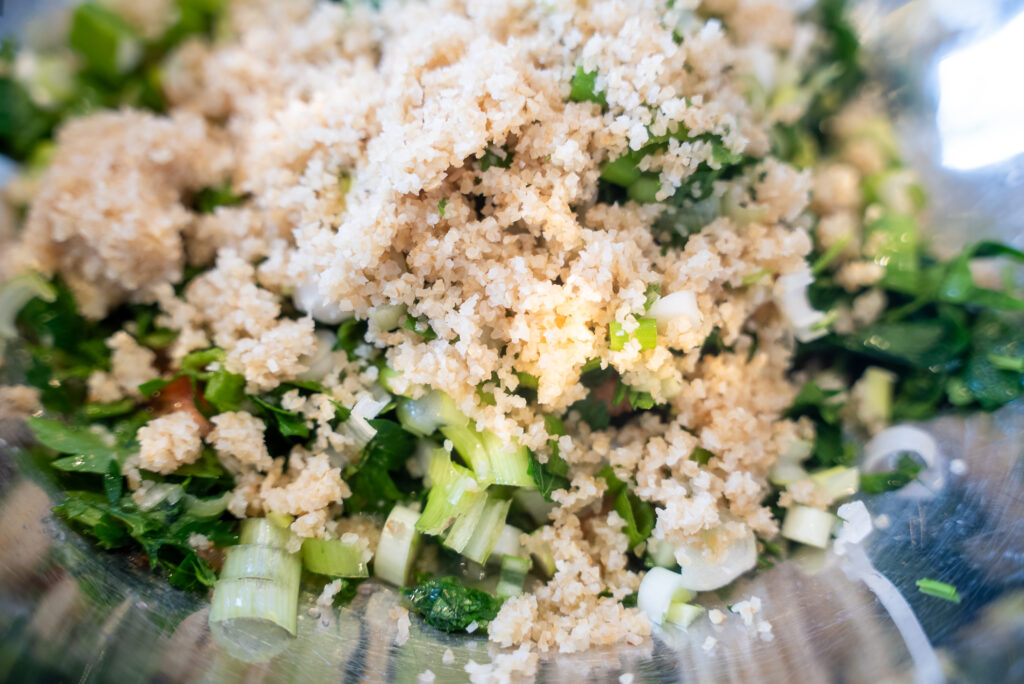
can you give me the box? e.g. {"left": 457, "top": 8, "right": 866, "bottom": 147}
{"left": 403, "top": 577, "right": 503, "bottom": 633}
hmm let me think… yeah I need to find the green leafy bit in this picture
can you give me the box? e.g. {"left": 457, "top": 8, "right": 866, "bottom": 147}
{"left": 859, "top": 454, "right": 922, "bottom": 494}
{"left": 568, "top": 66, "right": 607, "bottom": 107}
{"left": 609, "top": 317, "right": 657, "bottom": 352}
{"left": 915, "top": 578, "right": 961, "bottom": 604}
{"left": 344, "top": 419, "right": 418, "bottom": 515}
{"left": 597, "top": 466, "right": 654, "bottom": 549}
{"left": 28, "top": 417, "right": 131, "bottom": 474}
{"left": 192, "top": 183, "right": 247, "bottom": 214}
{"left": 402, "top": 315, "right": 438, "bottom": 341}
{"left": 335, "top": 318, "right": 369, "bottom": 360}
{"left": 527, "top": 450, "right": 569, "bottom": 503}
{"left": 403, "top": 577, "right": 503, "bottom": 633}
{"left": 480, "top": 144, "right": 513, "bottom": 171}
{"left": 55, "top": 489, "right": 237, "bottom": 591}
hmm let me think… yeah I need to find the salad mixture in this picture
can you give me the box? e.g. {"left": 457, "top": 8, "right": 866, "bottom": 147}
{"left": 1, "top": 0, "right": 1023, "bottom": 674}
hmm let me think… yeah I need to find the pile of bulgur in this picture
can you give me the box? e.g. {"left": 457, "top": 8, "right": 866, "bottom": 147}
{"left": 2, "top": 0, "right": 853, "bottom": 660}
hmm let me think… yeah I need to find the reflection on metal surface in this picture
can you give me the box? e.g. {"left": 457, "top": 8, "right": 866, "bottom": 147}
{"left": 937, "top": 9, "right": 1024, "bottom": 170}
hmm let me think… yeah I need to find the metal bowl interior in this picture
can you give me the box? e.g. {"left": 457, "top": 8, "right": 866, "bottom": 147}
{"left": 1, "top": 1, "right": 1023, "bottom": 682}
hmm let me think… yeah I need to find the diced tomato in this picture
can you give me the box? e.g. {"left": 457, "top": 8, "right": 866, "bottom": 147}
{"left": 151, "top": 376, "right": 211, "bottom": 436}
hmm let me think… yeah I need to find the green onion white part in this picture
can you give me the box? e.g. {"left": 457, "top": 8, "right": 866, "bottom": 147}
{"left": 416, "top": 449, "right": 485, "bottom": 536}
{"left": 781, "top": 505, "right": 836, "bottom": 548}
{"left": 374, "top": 505, "right": 422, "bottom": 587}
{"left": 674, "top": 526, "right": 757, "bottom": 591}
{"left": 185, "top": 491, "right": 232, "bottom": 518}
{"left": 664, "top": 601, "right": 705, "bottom": 629}
{"left": 647, "top": 290, "right": 702, "bottom": 332}
{"left": 293, "top": 276, "right": 352, "bottom": 324}
{"left": 301, "top": 537, "right": 369, "bottom": 578}
{"left": 209, "top": 518, "right": 302, "bottom": 662}
{"left": 645, "top": 539, "right": 678, "bottom": 569}
{"left": 370, "top": 303, "right": 407, "bottom": 331}
{"left": 396, "top": 390, "right": 467, "bottom": 437}
{"left": 458, "top": 496, "right": 512, "bottom": 565}
{"left": 489, "top": 525, "right": 525, "bottom": 563}
{"left": 134, "top": 482, "right": 184, "bottom": 511}
{"left": 297, "top": 330, "right": 340, "bottom": 382}
{"left": 774, "top": 268, "right": 828, "bottom": 342}
{"left": 854, "top": 366, "right": 896, "bottom": 430}
{"left": 637, "top": 567, "right": 696, "bottom": 627}
{"left": 809, "top": 466, "right": 860, "bottom": 502}
{"left": 496, "top": 555, "right": 531, "bottom": 598}
{"left": 861, "top": 425, "right": 944, "bottom": 499}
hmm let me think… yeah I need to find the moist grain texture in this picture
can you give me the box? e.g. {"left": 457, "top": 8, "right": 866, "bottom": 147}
{"left": 3, "top": 0, "right": 846, "bottom": 660}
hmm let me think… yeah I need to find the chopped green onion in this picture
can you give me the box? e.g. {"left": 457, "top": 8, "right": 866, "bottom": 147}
{"left": 374, "top": 505, "right": 422, "bottom": 587}
{"left": 780, "top": 505, "right": 835, "bottom": 548}
{"left": 69, "top": 3, "right": 142, "bottom": 80}
{"left": 397, "top": 390, "right": 467, "bottom": 436}
{"left": 223, "top": 544, "right": 302, "bottom": 586}
{"left": 645, "top": 539, "right": 678, "bottom": 569}
{"left": 209, "top": 517, "right": 302, "bottom": 662}
{"left": 988, "top": 353, "right": 1024, "bottom": 372}
{"left": 854, "top": 366, "right": 896, "bottom": 431}
{"left": 665, "top": 601, "right": 705, "bottom": 629}
{"left": 440, "top": 424, "right": 492, "bottom": 480}
{"left": 239, "top": 517, "right": 293, "bottom": 548}
{"left": 627, "top": 175, "right": 661, "bottom": 204}
{"left": 609, "top": 317, "right": 658, "bottom": 352}
{"left": 209, "top": 578, "right": 299, "bottom": 662}
{"left": 479, "top": 431, "right": 535, "bottom": 488}
{"left": 184, "top": 492, "right": 232, "bottom": 518}
{"left": 301, "top": 538, "right": 368, "bottom": 578}
{"left": 915, "top": 578, "right": 961, "bottom": 604}
{"left": 496, "top": 555, "right": 531, "bottom": 598}
{"left": 490, "top": 524, "right": 525, "bottom": 562}
{"left": 637, "top": 567, "right": 694, "bottom": 626}
{"left": 0, "top": 272, "right": 57, "bottom": 359}
{"left": 416, "top": 449, "right": 485, "bottom": 536}
{"left": 459, "top": 496, "right": 512, "bottom": 565}
{"left": 809, "top": 465, "right": 859, "bottom": 502}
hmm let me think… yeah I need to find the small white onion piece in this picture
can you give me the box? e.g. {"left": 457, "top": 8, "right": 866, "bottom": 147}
{"left": 638, "top": 567, "right": 693, "bottom": 626}
{"left": 293, "top": 277, "right": 352, "bottom": 325}
{"left": 674, "top": 526, "right": 757, "bottom": 591}
{"left": 781, "top": 505, "right": 835, "bottom": 548}
{"left": 862, "top": 425, "right": 944, "bottom": 499}
{"left": 774, "top": 269, "right": 827, "bottom": 342}
{"left": 297, "top": 330, "right": 338, "bottom": 383}
{"left": 648, "top": 291, "right": 702, "bottom": 331}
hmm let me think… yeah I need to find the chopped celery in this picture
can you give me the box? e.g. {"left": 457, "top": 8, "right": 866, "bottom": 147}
{"left": 301, "top": 538, "right": 369, "bottom": 578}
{"left": 781, "top": 505, "right": 835, "bottom": 548}
{"left": 374, "top": 505, "right": 421, "bottom": 587}
{"left": 496, "top": 555, "right": 531, "bottom": 598}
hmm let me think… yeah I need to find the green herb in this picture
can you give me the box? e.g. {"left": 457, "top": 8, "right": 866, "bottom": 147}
{"left": 480, "top": 144, "right": 513, "bottom": 172}
{"left": 527, "top": 451, "right": 570, "bottom": 503}
{"left": 785, "top": 381, "right": 853, "bottom": 469}
{"left": 437, "top": 198, "right": 448, "bottom": 217}
{"left": 915, "top": 578, "right": 961, "bottom": 604}
{"left": 192, "top": 183, "right": 247, "bottom": 214}
{"left": 859, "top": 454, "right": 922, "bottom": 494}
{"left": 29, "top": 417, "right": 131, "bottom": 474}
{"left": 403, "top": 577, "right": 503, "bottom": 633}
{"left": 55, "top": 489, "right": 236, "bottom": 591}
{"left": 250, "top": 395, "right": 310, "bottom": 439}
{"left": 344, "top": 419, "right": 418, "bottom": 515}
{"left": 402, "top": 314, "right": 438, "bottom": 341}
{"left": 334, "top": 318, "right": 369, "bottom": 360}
{"left": 598, "top": 466, "right": 654, "bottom": 549}
{"left": 568, "top": 66, "right": 607, "bottom": 107}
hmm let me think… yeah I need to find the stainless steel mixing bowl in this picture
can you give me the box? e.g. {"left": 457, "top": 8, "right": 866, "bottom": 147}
{"left": 1, "top": 1, "right": 1022, "bottom": 681}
